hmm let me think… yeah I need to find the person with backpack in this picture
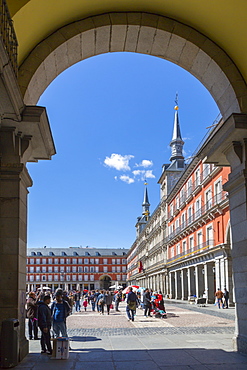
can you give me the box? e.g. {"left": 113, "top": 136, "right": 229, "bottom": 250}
{"left": 114, "top": 291, "right": 122, "bottom": 312}
{"left": 51, "top": 290, "right": 71, "bottom": 337}
{"left": 96, "top": 290, "right": 106, "bottom": 315}
{"left": 37, "top": 294, "right": 52, "bottom": 354}
{"left": 126, "top": 287, "right": 138, "bottom": 322}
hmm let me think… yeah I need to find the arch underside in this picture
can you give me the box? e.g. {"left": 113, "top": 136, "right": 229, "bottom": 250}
{"left": 19, "top": 12, "right": 247, "bottom": 119}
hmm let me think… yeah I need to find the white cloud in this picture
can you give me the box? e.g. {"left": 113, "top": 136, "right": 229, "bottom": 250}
{"left": 132, "top": 169, "right": 155, "bottom": 181}
{"left": 104, "top": 153, "right": 134, "bottom": 171}
{"left": 119, "top": 175, "right": 135, "bottom": 184}
{"left": 135, "top": 159, "right": 153, "bottom": 168}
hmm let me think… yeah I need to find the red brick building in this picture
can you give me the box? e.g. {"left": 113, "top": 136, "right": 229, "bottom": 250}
{"left": 26, "top": 247, "right": 128, "bottom": 292}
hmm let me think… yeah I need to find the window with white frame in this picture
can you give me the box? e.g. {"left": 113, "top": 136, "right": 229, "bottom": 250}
{"left": 117, "top": 259, "right": 120, "bottom": 264}
{"left": 215, "top": 178, "right": 222, "bottom": 203}
{"left": 189, "top": 236, "right": 194, "bottom": 250}
{"left": 48, "top": 275, "right": 52, "bottom": 281}
{"left": 181, "top": 212, "right": 186, "bottom": 228}
{"left": 103, "top": 266, "right": 108, "bottom": 272}
{"left": 90, "top": 258, "right": 94, "bottom": 264}
{"left": 117, "top": 266, "right": 121, "bottom": 272}
{"left": 206, "top": 225, "right": 213, "bottom": 245}
{"left": 197, "top": 231, "right": 203, "bottom": 247}
{"left": 176, "top": 196, "right": 179, "bottom": 209}
{"left": 30, "top": 266, "right": 34, "bottom": 273}
{"left": 84, "top": 258, "right": 89, "bottom": 264}
{"left": 84, "top": 275, "right": 88, "bottom": 281}
{"left": 72, "top": 259, "right": 77, "bottom": 264}
{"left": 122, "top": 266, "right": 126, "bottom": 272}
{"left": 72, "top": 275, "right": 76, "bottom": 281}
{"left": 122, "top": 259, "right": 127, "bottom": 264}
{"left": 36, "top": 266, "right": 40, "bottom": 273}
{"left": 112, "top": 259, "right": 116, "bottom": 264}
{"left": 54, "top": 258, "right": 58, "bottom": 264}
{"left": 170, "top": 203, "right": 174, "bottom": 216}
{"left": 48, "top": 258, "right": 53, "bottom": 264}
{"left": 195, "top": 168, "right": 201, "bottom": 187}
{"left": 72, "top": 266, "right": 77, "bottom": 272}
{"left": 195, "top": 197, "right": 201, "bottom": 218}
{"left": 175, "top": 218, "right": 180, "bottom": 231}
{"left": 78, "top": 258, "right": 82, "bottom": 264}
{"left": 60, "top": 258, "right": 64, "bottom": 264}
{"left": 95, "top": 258, "right": 99, "bottom": 264}
{"left": 103, "top": 259, "right": 108, "bottom": 264}
{"left": 48, "top": 266, "right": 52, "bottom": 272}
{"left": 78, "top": 275, "right": 82, "bottom": 281}
{"left": 187, "top": 177, "right": 192, "bottom": 195}
{"left": 60, "top": 266, "right": 64, "bottom": 272}
{"left": 205, "top": 187, "right": 212, "bottom": 210}
{"left": 90, "top": 266, "right": 94, "bottom": 272}
{"left": 182, "top": 240, "right": 186, "bottom": 252}
{"left": 66, "top": 258, "right": 70, "bottom": 264}
{"left": 42, "top": 258, "right": 46, "bottom": 264}
{"left": 78, "top": 266, "right": 82, "bottom": 272}
{"left": 66, "top": 266, "right": 70, "bottom": 272}
{"left": 84, "top": 266, "right": 88, "bottom": 272}
{"left": 95, "top": 266, "right": 99, "bottom": 272}
{"left": 30, "top": 275, "right": 34, "bottom": 281}
{"left": 122, "top": 275, "right": 127, "bottom": 281}
{"left": 176, "top": 244, "right": 180, "bottom": 255}
{"left": 54, "top": 266, "right": 58, "bottom": 272}
{"left": 116, "top": 275, "right": 121, "bottom": 281}
{"left": 42, "top": 275, "right": 46, "bottom": 281}
{"left": 54, "top": 275, "right": 58, "bottom": 281}
{"left": 171, "top": 247, "right": 175, "bottom": 257}
{"left": 42, "top": 266, "right": 46, "bottom": 272}
{"left": 188, "top": 206, "right": 193, "bottom": 223}
{"left": 203, "top": 163, "right": 210, "bottom": 179}
{"left": 36, "top": 275, "right": 40, "bottom": 281}
{"left": 66, "top": 275, "right": 70, "bottom": 281}
{"left": 90, "top": 275, "right": 94, "bottom": 281}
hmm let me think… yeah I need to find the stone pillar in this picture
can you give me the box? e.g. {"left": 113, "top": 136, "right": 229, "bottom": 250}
{"left": 187, "top": 267, "right": 196, "bottom": 298}
{"left": 169, "top": 272, "right": 175, "bottom": 299}
{"left": 204, "top": 263, "right": 215, "bottom": 303}
{"left": 181, "top": 269, "right": 188, "bottom": 300}
{"left": 200, "top": 113, "right": 247, "bottom": 353}
{"left": 175, "top": 270, "right": 182, "bottom": 299}
{"left": 215, "top": 259, "right": 221, "bottom": 290}
{"left": 220, "top": 258, "right": 226, "bottom": 289}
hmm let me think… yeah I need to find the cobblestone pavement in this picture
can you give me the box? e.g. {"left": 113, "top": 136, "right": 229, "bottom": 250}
{"left": 16, "top": 300, "right": 247, "bottom": 370}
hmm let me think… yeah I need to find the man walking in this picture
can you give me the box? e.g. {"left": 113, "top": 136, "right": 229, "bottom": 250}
{"left": 215, "top": 288, "right": 224, "bottom": 309}
{"left": 51, "top": 290, "right": 71, "bottom": 337}
{"left": 126, "top": 287, "right": 138, "bottom": 322}
{"left": 143, "top": 288, "right": 152, "bottom": 317}
{"left": 37, "top": 294, "right": 52, "bottom": 355}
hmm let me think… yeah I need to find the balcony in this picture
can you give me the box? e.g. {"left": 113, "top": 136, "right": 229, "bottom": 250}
{"left": 166, "top": 192, "right": 228, "bottom": 243}
{"left": 167, "top": 239, "right": 215, "bottom": 264}
{"left": 0, "top": 0, "right": 18, "bottom": 76}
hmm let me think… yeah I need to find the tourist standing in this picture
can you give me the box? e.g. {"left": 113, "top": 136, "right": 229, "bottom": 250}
{"left": 143, "top": 288, "right": 151, "bottom": 317}
{"left": 26, "top": 291, "right": 40, "bottom": 340}
{"left": 126, "top": 287, "right": 138, "bottom": 322}
{"left": 51, "top": 290, "right": 71, "bottom": 337}
{"left": 37, "top": 295, "right": 52, "bottom": 355}
{"left": 105, "top": 291, "right": 113, "bottom": 315}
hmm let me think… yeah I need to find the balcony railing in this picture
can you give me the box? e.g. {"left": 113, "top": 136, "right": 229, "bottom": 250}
{"left": 0, "top": 0, "right": 18, "bottom": 76}
{"left": 167, "top": 239, "right": 214, "bottom": 264}
{"left": 167, "top": 192, "right": 228, "bottom": 242}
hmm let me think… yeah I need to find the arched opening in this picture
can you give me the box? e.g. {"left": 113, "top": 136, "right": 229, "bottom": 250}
{"left": 99, "top": 275, "right": 112, "bottom": 290}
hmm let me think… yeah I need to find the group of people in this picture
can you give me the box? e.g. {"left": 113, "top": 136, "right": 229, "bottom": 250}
{"left": 215, "top": 288, "right": 229, "bottom": 309}
{"left": 26, "top": 288, "right": 72, "bottom": 354}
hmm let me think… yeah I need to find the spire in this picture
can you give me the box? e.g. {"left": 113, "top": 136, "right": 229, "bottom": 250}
{"left": 142, "top": 182, "right": 150, "bottom": 219}
{"left": 169, "top": 94, "right": 184, "bottom": 163}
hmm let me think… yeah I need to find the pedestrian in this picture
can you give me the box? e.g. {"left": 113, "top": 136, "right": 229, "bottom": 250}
{"left": 126, "top": 287, "right": 138, "bottom": 322}
{"left": 215, "top": 288, "right": 224, "bottom": 309}
{"left": 51, "top": 290, "right": 71, "bottom": 337}
{"left": 223, "top": 288, "right": 229, "bottom": 309}
{"left": 114, "top": 290, "right": 122, "bottom": 312}
{"left": 37, "top": 294, "right": 52, "bottom": 355}
{"left": 105, "top": 291, "right": 113, "bottom": 315}
{"left": 97, "top": 290, "right": 106, "bottom": 315}
{"left": 94, "top": 289, "right": 100, "bottom": 312}
{"left": 83, "top": 298, "right": 88, "bottom": 311}
{"left": 88, "top": 291, "right": 96, "bottom": 311}
{"left": 143, "top": 288, "right": 152, "bottom": 317}
{"left": 74, "top": 290, "right": 81, "bottom": 312}
{"left": 26, "top": 291, "right": 40, "bottom": 340}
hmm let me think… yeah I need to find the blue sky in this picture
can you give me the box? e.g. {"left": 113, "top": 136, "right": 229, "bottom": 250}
{"left": 27, "top": 52, "right": 219, "bottom": 249}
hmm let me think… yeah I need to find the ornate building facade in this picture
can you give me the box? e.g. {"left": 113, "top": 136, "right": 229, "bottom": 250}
{"left": 127, "top": 105, "right": 233, "bottom": 305}
{"left": 26, "top": 247, "right": 128, "bottom": 292}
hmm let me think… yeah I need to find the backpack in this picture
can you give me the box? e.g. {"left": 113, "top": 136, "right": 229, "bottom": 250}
{"left": 99, "top": 297, "right": 105, "bottom": 305}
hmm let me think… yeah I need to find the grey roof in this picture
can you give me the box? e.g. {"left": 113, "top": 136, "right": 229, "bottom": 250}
{"left": 27, "top": 247, "right": 129, "bottom": 257}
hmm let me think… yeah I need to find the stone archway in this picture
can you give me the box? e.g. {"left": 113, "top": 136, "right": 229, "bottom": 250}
{"left": 99, "top": 275, "right": 112, "bottom": 290}
{"left": 18, "top": 12, "right": 247, "bottom": 120}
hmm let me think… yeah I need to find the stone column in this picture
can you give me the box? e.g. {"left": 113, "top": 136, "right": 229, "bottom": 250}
{"left": 204, "top": 263, "right": 215, "bottom": 303}
{"left": 187, "top": 267, "right": 196, "bottom": 298}
{"left": 169, "top": 272, "right": 175, "bottom": 299}
{"left": 220, "top": 258, "right": 226, "bottom": 289}
{"left": 200, "top": 113, "right": 247, "bottom": 353}
{"left": 215, "top": 259, "right": 221, "bottom": 290}
{"left": 175, "top": 270, "right": 182, "bottom": 299}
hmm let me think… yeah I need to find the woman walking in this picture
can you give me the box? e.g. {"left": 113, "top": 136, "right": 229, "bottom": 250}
{"left": 97, "top": 290, "right": 106, "bottom": 315}
{"left": 105, "top": 291, "right": 113, "bottom": 315}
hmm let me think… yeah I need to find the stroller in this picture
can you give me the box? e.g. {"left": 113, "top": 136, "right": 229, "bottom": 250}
{"left": 153, "top": 294, "right": 167, "bottom": 319}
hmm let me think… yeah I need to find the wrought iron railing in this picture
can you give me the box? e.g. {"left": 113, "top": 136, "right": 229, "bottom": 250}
{"left": 0, "top": 0, "right": 18, "bottom": 76}
{"left": 167, "top": 239, "right": 214, "bottom": 263}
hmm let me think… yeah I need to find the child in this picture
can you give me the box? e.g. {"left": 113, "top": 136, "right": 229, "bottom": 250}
{"left": 83, "top": 299, "right": 88, "bottom": 311}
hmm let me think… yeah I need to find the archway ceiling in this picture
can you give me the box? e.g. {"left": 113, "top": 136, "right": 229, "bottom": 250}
{"left": 7, "top": 0, "right": 247, "bottom": 82}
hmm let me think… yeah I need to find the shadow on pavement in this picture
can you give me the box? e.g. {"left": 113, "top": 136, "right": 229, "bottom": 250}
{"left": 70, "top": 336, "right": 101, "bottom": 342}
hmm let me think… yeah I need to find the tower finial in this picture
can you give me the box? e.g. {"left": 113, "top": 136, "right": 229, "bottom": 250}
{"left": 175, "top": 92, "right": 178, "bottom": 106}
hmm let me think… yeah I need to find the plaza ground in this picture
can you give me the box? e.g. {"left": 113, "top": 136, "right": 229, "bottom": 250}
{"left": 16, "top": 300, "right": 247, "bottom": 369}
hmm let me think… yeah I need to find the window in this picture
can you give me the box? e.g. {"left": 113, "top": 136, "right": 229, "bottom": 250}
{"left": 78, "top": 258, "right": 82, "bottom": 264}
{"left": 122, "top": 275, "right": 127, "bottom": 281}
{"left": 122, "top": 259, "right": 127, "bottom": 264}
{"left": 36, "top": 266, "right": 40, "bottom": 272}
{"left": 54, "top": 266, "right": 58, "bottom": 272}
{"left": 195, "top": 168, "right": 201, "bottom": 187}
{"left": 54, "top": 258, "right": 58, "bottom": 264}
{"left": 176, "top": 244, "right": 180, "bottom": 255}
{"left": 203, "top": 163, "right": 210, "bottom": 179}
{"left": 42, "top": 275, "right": 46, "bottom": 281}
{"left": 112, "top": 259, "right": 116, "bottom": 265}
{"left": 66, "top": 275, "right": 70, "bottom": 281}
{"left": 36, "top": 258, "right": 40, "bottom": 264}
{"left": 181, "top": 212, "right": 186, "bottom": 228}
{"left": 122, "top": 266, "right": 126, "bottom": 272}
{"left": 182, "top": 240, "right": 186, "bottom": 252}
{"left": 103, "top": 266, "right": 108, "bottom": 272}
{"left": 84, "top": 275, "right": 88, "bottom": 281}
{"left": 31, "top": 252, "right": 36, "bottom": 256}
{"left": 85, "top": 251, "right": 90, "bottom": 256}
{"left": 73, "top": 252, "right": 78, "bottom": 256}
{"left": 90, "top": 266, "right": 94, "bottom": 272}
{"left": 78, "top": 266, "right": 82, "bottom": 272}
{"left": 48, "top": 266, "right": 52, "bottom": 272}
{"left": 189, "top": 236, "right": 194, "bottom": 250}
{"left": 84, "top": 266, "right": 88, "bottom": 272}
{"left": 90, "top": 258, "right": 94, "bottom": 264}
{"left": 215, "top": 179, "right": 222, "bottom": 202}
{"left": 117, "top": 259, "right": 120, "bottom": 264}
{"left": 90, "top": 275, "right": 94, "bottom": 281}
{"left": 95, "top": 266, "right": 99, "bottom": 272}
{"left": 30, "top": 275, "right": 34, "bottom": 282}
{"left": 66, "top": 258, "right": 70, "bottom": 264}
{"left": 103, "top": 259, "right": 108, "bottom": 264}
{"left": 60, "top": 258, "right": 64, "bottom": 264}
{"left": 36, "top": 275, "right": 40, "bottom": 281}
{"left": 48, "top": 275, "right": 52, "bottom": 281}
{"left": 48, "top": 258, "right": 53, "bottom": 264}
{"left": 66, "top": 266, "right": 71, "bottom": 272}
{"left": 54, "top": 275, "right": 58, "bottom": 281}
{"left": 84, "top": 258, "right": 89, "bottom": 264}
{"left": 96, "top": 252, "right": 101, "bottom": 256}
{"left": 30, "top": 266, "right": 34, "bottom": 273}
{"left": 72, "top": 275, "right": 76, "bottom": 281}
{"left": 117, "top": 266, "right": 121, "bottom": 272}
{"left": 42, "top": 258, "right": 46, "bottom": 264}
{"left": 61, "top": 251, "right": 66, "bottom": 256}
{"left": 72, "top": 266, "right": 77, "bottom": 272}
{"left": 170, "top": 204, "right": 174, "bottom": 216}
{"left": 37, "top": 252, "right": 42, "bottom": 256}
{"left": 195, "top": 198, "right": 201, "bottom": 218}
{"left": 205, "top": 188, "right": 212, "bottom": 210}
{"left": 206, "top": 225, "right": 213, "bottom": 245}
{"left": 72, "top": 259, "right": 77, "bottom": 264}
{"left": 176, "top": 196, "right": 179, "bottom": 209}
{"left": 187, "top": 177, "right": 192, "bottom": 195}
{"left": 60, "top": 266, "right": 64, "bottom": 272}
{"left": 188, "top": 206, "right": 193, "bottom": 224}
{"left": 78, "top": 275, "right": 82, "bottom": 281}
{"left": 116, "top": 275, "right": 121, "bottom": 281}
{"left": 197, "top": 231, "right": 203, "bottom": 247}
{"left": 42, "top": 266, "right": 46, "bottom": 272}
{"left": 175, "top": 218, "right": 179, "bottom": 231}
{"left": 95, "top": 258, "right": 99, "bottom": 264}
{"left": 60, "top": 274, "right": 65, "bottom": 281}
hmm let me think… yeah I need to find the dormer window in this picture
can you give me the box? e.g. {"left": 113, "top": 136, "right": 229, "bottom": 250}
{"left": 31, "top": 252, "right": 36, "bottom": 256}
{"left": 61, "top": 251, "right": 67, "bottom": 256}
{"left": 96, "top": 252, "right": 101, "bottom": 256}
{"left": 73, "top": 252, "right": 78, "bottom": 256}
{"left": 49, "top": 252, "right": 54, "bottom": 256}
{"left": 85, "top": 252, "right": 90, "bottom": 256}
{"left": 37, "top": 252, "right": 42, "bottom": 256}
